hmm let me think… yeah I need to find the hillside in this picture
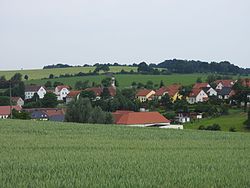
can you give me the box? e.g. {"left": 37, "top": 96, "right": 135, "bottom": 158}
{"left": 0, "top": 66, "right": 137, "bottom": 80}
{"left": 25, "top": 73, "right": 211, "bottom": 88}
{"left": 185, "top": 109, "right": 248, "bottom": 132}
{"left": 0, "top": 120, "right": 250, "bottom": 187}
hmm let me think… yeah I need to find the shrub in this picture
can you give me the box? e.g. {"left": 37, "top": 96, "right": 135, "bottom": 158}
{"left": 229, "top": 127, "right": 237, "bottom": 132}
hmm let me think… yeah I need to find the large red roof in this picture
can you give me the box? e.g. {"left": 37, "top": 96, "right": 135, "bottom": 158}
{"left": 112, "top": 111, "right": 170, "bottom": 125}
{"left": 155, "top": 84, "right": 181, "bottom": 97}
{"left": 0, "top": 106, "right": 22, "bottom": 115}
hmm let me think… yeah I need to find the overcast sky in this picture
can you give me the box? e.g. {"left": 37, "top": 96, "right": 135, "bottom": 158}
{"left": 0, "top": 0, "right": 249, "bottom": 70}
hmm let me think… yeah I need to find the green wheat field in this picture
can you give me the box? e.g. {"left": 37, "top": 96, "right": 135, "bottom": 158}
{"left": 0, "top": 120, "right": 249, "bottom": 187}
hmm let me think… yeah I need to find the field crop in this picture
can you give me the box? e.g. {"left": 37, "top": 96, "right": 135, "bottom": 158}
{"left": 0, "top": 66, "right": 137, "bottom": 80}
{"left": 26, "top": 73, "right": 210, "bottom": 88}
{"left": 0, "top": 119, "right": 249, "bottom": 187}
{"left": 185, "top": 109, "right": 248, "bottom": 132}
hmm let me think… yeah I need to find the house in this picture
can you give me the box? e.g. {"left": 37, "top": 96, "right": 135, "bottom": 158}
{"left": 24, "top": 108, "right": 65, "bottom": 121}
{"left": 85, "top": 86, "right": 116, "bottom": 100}
{"left": 215, "top": 80, "right": 235, "bottom": 90}
{"left": 187, "top": 88, "right": 208, "bottom": 104}
{"left": 11, "top": 97, "right": 24, "bottom": 106}
{"left": 0, "top": 106, "right": 22, "bottom": 119}
{"left": 25, "top": 85, "right": 46, "bottom": 100}
{"left": 54, "top": 85, "right": 70, "bottom": 101}
{"left": 66, "top": 90, "right": 81, "bottom": 104}
{"left": 175, "top": 113, "right": 191, "bottom": 123}
{"left": 112, "top": 111, "right": 170, "bottom": 127}
{"left": 155, "top": 84, "right": 182, "bottom": 101}
{"left": 202, "top": 87, "right": 217, "bottom": 96}
{"left": 136, "top": 89, "right": 156, "bottom": 102}
{"left": 217, "top": 87, "right": 232, "bottom": 100}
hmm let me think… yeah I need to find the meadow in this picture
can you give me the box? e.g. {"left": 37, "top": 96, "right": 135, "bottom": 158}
{"left": 26, "top": 73, "right": 211, "bottom": 88}
{"left": 0, "top": 66, "right": 137, "bottom": 80}
{"left": 185, "top": 109, "right": 248, "bottom": 132}
{"left": 0, "top": 119, "right": 250, "bottom": 187}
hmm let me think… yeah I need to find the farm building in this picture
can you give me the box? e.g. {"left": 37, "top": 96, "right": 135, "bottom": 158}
{"left": 112, "top": 110, "right": 170, "bottom": 126}
{"left": 187, "top": 88, "right": 208, "bottom": 104}
{"left": 24, "top": 108, "right": 65, "bottom": 121}
{"left": 54, "top": 85, "right": 70, "bottom": 101}
{"left": 0, "top": 106, "right": 22, "bottom": 119}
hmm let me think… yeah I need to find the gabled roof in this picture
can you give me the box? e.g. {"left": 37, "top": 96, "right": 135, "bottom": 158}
{"left": 193, "top": 83, "right": 210, "bottom": 89}
{"left": 85, "top": 87, "right": 103, "bottom": 96}
{"left": 0, "top": 106, "right": 22, "bottom": 115}
{"left": 66, "top": 90, "right": 81, "bottom": 98}
{"left": 25, "top": 85, "right": 44, "bottom": 92}
{"left": 215, "top": 80, "right": 234, "bottom": 87}
{"left": 56, "top": 85, "right": 70, "bottom": 92}
{"left": 11, "top": 97, "right": 23, "bottom": 102}
{"left": 155, "top": 87, "right": 168, "bottom": 96}
{"left": 136, "top": 89, "right": 154, "bottom": 97}
{"left": 112, "top": 111, "right": 170, "bottom": 125}
{"left": 189, "top": 88, "right": 203, "bottom": 97}
{"left": 217, "top": 87, "right": 232, "bottom": 96}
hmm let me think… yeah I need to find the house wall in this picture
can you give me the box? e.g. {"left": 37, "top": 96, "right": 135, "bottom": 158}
{"left": 196, "top": 90, "right": 208, "bottom": 103}
{"left": 207, "top": 88, "right": 217, "bottom": 96}
{"left": 56, "top": 88, "right": 70, "bottom": 101}
{"left": 25, "top": 87, "right": 46, "bottom": 100}
{"left": 0, "top": 115, "right": 9, "bottom": 119}
{"left": 216, "top": 83, "right": 223, "bottom": 90}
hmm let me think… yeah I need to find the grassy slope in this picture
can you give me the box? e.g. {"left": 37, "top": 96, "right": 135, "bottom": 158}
{"left": 0, "top": 66, "right": 137, "bottom": 80}
{"left": 0, "top": 120, "right": 250, "bottom": 187}
{"left": 26, "top": 73, "right": 210, "bottom": 88}
{"left": 185, "top": 109, "right": 248, "bottom": 132}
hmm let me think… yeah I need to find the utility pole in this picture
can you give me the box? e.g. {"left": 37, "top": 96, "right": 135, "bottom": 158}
{"left": 9, "top": 81, "right": 12, "bottom": 119}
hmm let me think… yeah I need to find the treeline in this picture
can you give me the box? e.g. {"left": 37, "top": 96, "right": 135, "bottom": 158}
{"left": 43, "top": 59, "right": 249, "bottom": 75}
{"left": 154, "top": 59, "right": 250, "bottom": 75}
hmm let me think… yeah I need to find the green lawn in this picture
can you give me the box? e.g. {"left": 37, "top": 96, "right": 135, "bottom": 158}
{"left": 0, "top": 66, "right": 137, "bottom": 80}
{"left": 26, "top": 73, "right": 211, "bottom": 88}
{"left": 185, "top": 109, "right": 248, "bottom": 132}
{"left": 0, "top": 120, "right": 250, "bottom": 187}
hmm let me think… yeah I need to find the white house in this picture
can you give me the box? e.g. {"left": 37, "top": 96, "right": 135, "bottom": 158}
{"left": 54, "top": 85, "right": 70, "bottom": 101}
{"left": 203, "top": 87, "right": 217, "bottom": 96}
{"left": 25, "top": 85, "right": 46, "bottom": 100}
{"left": 187, "top": 89, "right": 208, "bottom": 104}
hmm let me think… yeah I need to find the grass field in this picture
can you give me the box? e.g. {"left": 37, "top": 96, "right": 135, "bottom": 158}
{"left": 0, "top": 66, "right": 137, "bottom": 80}
{"left": 185, "top": 109, "right": 248, "bottom": 132}
{"left": 0, "top": 120, "right": 250, "bottom": 187}
{"left": 26, "top": 73, "right": 211, "bottom": 88}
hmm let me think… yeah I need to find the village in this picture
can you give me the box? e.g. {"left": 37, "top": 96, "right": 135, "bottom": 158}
{"left": 1, "top": 75, "right": 249, "bottom": 130}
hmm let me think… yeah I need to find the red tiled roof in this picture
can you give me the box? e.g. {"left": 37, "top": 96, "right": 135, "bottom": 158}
{"left": 43, "top": 109, "right": 64, "bottom": 116}
{"left": 56, "top": 85, "right": 70, "bottom": 92}
{"left": 66, "top": 90, "right": 81, "bottom": 98}
{"left": 215, "top": 80, "right": 234, "bottom": 87}
{"left": 0, "top": 106, "right": 22, "bottom": 115}
{"left": 112, "top": 111, "right": 170, "bottom": 125}
{"left": 155, "top": 87, "right": 168, "bottom": 96}
{"left": 85, "top": 87, "right": 103, "bottom": 96}
{"left": 25, "top": 85, "right": 45, "bottom": 92}
{"left": 136, "top": 89, "right": 154, "bottom": 97}
{"left": 193, "top": 83, "right": 209, "bottom": 89}
{"left": 189, "top": 88, "right": 202, "bottom": 97}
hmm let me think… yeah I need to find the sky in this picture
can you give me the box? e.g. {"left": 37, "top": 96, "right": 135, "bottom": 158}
{"left": 0, "top": 0, "right": 249, "bottom": 70}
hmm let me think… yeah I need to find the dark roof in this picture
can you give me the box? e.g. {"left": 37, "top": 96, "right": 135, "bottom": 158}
{"left": 25, "top": 85, "right": 44, "bottom": 92}
{"left": 217, "top": 87, "right": 232, "bottom": 96}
